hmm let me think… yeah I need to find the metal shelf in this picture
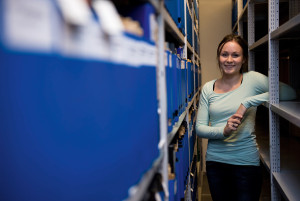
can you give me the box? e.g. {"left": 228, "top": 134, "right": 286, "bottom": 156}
{"left": 249, "top": 34, "right": 268, "bottom": 50}
{"left": 257, "top": 136, "right": 270, "bottom": 171}
{"left": 126, "top": 154, "right": 163, "bottom": 201}
{"left": 271, "top": 13, "right": 300, "bottom": 40}
{"left": 273, "top": 171, "right": 300, "bottom": 201}
{"left": 274, "top": 132, "right": 300, "bottom": 200}
{"left": 270, "top": 101, "right": 300, "bottom": 128}
{"left": 163, "top": 8, "right": 194, "bottom": 53}
{"left": 167, "top": 90, "right": 200, "bottom": 145}
{"left": 255, "top": 106, "right": 271, "bottom": 171}
{"left": 238, "top": 1, "right": 249, "bottom": 22}
{"left": 163, "top": 8, "right": 185, "bottom": 46}
{"left": 187, "top": 42, "right": 193, "bottom": 53}
{"left": 149, "top": 0, "right": 159, "bottom": 12}
{"left": 237, "top": 0, "right": 300, "bottom": 199}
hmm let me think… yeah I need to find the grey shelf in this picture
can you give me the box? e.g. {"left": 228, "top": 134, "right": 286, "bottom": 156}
{"left": 249, "top": 34, "right": 268, "bottom": 50}
{"left": 167, "top": 90, "right": 199, "bottom": 145}
{"left": 238, "top": 1, "right": 249, "bottom": 22}
{"left": 255, "top": 107, "right": 271, "bottom": 170}
{"left": 270, "top": 101, "right": 300, "bottom": 128}
{"left": 163, "top": 8, "right": 195, "bottom": 53}
{"left": 271, "top": 13, "right": 300, "bottom": 40}
{"left": 149, "top": 0, "right": 159, "bottom": 12}
{"left": 273, "top": 135, "right": 300, "bottom": 201}
{"left": 236, "top": 0, "right": 300, "bottom": 199}
{"left": 257, "top": 138, "right": 270, "bottom": 170}
{"left": 257, "top": 127, "right": 300, "bottom": 172}
{"left": 273, "top": 171, "right": 300, "bottom": 201}
{"left": 187, "top": 42, "right": 193, "bottom": 53}
{"left": 126, "top": 154, "right": 163, "bottom": 201}
{"left": 163, "top": 8, "right": 185, "bottom": 46}
{"left": 167, "top": 109, "right": 188, "bottom": 145}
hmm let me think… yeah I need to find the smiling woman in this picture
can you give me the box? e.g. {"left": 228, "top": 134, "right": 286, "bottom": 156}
{"left": 195, "top": 34, "right": 297, "bottom": 201}
{"left": 219, "top": 41, "right": 244, "bottom": 74}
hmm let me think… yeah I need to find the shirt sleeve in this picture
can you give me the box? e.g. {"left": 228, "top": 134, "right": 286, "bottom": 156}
{"left": 195, "top": 83, "right": 226, "bottom": 139}
{"left": 241, "top": 71, "right": 297, "bottom": 109}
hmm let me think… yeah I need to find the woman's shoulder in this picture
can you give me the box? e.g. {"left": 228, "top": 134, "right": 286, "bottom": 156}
{"left": 200, "top": 79, "right": 217, "bottom": 97}
{"left": 243, "top": 71, "right": 267, "bottom": 80}
{"left": 202, "top": 79, "right": 217, "bottom": 90}
{"left": 243, "top": 70, "right": 261, "bottom": 77}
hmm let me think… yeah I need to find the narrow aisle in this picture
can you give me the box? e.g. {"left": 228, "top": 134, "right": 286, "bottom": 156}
{"left": 200, "top": 173, "right": 212, "bottom": 201}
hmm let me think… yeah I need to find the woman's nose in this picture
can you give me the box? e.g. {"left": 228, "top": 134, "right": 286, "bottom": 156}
{"left": 227, "top": 56, "right": 233, "bottom": 62}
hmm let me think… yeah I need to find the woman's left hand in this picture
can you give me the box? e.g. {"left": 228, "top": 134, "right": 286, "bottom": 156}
{"left": 223, "top": 113, "right": 243, "bottom": 136}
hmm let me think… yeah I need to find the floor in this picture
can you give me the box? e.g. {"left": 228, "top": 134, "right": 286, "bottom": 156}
{"left": 200, "top": 173, "right": 212, "bottom": 201}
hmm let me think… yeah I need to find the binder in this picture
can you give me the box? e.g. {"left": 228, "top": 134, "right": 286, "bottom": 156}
{"left": 169, "top": 179, "right": 175, "bottom": 201}
{"left": 166, "top": 50, "right": 173, "bottom": 132}
{"left": 186, "top": 5, "right": 193, "bottom": 45}
{"left": 180, "top": 59, "right": 187, "bottom": 115}
{"left": 118, "top": 3, "right": 156, "bottom": 42}
{"left": 187, "top": 61, "right": 192, "bottom": 101}
{"left": 178, "top": 0, "right": 186, "bottom": 35}
{"left": 0, "top": 2, "right": 160, "bottom": 199}
{"left": 172, "top": 53, "right": 179, "bottom": 124}
{"left": 164, "top": 0, "right": 179, "bottom": 26}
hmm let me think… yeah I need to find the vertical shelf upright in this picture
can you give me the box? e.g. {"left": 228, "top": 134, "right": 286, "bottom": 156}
{"left": 248, "top": 0, "right": 255, "bottom": 71}
{"left": 234, "top": 0, "right": 300, "bottom": 200}
{"left": 268, "top": 0, "right": 281, "bottom": 200}
{"left": 157, "top": 0, "right": 169, "bottom": 200}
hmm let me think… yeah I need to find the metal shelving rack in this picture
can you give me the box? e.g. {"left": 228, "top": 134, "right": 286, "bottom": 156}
{"left": 164, "top": 0, "right": 201, "bottom": 200}
{"left": 234, "top": 0, "right": 300, "bottom": 200}
{"left": 0, "top": 0, "right": 200, "bottom": 200}
{"left": 128, "top": 0, "right": 201, "bottom": 200}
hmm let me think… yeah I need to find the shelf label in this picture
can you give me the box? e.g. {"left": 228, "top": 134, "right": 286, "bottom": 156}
{"left": 56, "top": 0, "right": 90, "bottom": 26}
{"left": 92, "top": 0, "right": 124, "bottom": 35}
{"left": 181, "top": 60, "right": 186, "bottom": 69}
{"left": 4, "top": 0, "right": 54, "bottom": 52}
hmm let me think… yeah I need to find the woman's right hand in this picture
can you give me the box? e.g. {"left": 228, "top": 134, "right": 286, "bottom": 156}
{"left": 223, "top": 113, "right": 243, "bottom": 136}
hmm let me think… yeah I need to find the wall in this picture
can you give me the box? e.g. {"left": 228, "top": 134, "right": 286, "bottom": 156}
{"left": 199, "top": 0, "right": 232, "bottom": 172}
{"left": 199, "top": 0, "right": 232, "bottom": 85}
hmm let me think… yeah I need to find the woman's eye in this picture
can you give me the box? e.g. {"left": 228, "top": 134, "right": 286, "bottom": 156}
{"left": 221, "top": 53, "right": 228, "bottom": 57}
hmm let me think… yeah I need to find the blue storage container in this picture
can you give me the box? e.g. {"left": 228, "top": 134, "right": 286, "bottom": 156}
{"left": 187, "top": 61, "right": 192, "bottom": 101}
{"left": 0, "top": 48, "right": 160, "bottom": 201}
{"left": 166, "top": 50, "right": 174, "bottom": 132}
{"left": 0, "top": 1, "right": 160, "bottom": 199}
{"left": 165, "top": 0, "right": 179, "bottom": 25}
{"left": 180, "top": 59, "right": 186, "bottom": 116}
{"left": 172, "top": 53, "right": 179, "bottom": 124}
{"left": 187, "top": 5, "right": 193, "bottom": 45}
{"left": 178, "top": 0, "right": 186, "bottom": 35}
{"left": 118, "top": 3, "right": 156, "bottom": 42}
{"left": 169, "top": 179, "right": 175, "bottom": 201}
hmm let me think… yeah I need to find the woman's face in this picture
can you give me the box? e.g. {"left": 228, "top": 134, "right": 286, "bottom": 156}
{"left": 219, "top": 41, "right": 244, "bottom": 75}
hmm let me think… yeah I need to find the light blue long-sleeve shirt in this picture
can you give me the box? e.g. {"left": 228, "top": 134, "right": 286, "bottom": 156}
{"left": 196, "top": 71, "right": 297, "bottom": 166}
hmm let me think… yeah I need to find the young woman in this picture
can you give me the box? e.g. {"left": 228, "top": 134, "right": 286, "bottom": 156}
{"left": 195, "top": 34, "right": 297, "bottom": 201}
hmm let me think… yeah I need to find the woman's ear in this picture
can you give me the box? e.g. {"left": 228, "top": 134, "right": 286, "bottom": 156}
{"left": 242, "top": 58, "right": 246, "bottom": 64}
